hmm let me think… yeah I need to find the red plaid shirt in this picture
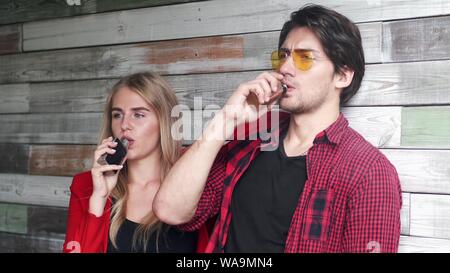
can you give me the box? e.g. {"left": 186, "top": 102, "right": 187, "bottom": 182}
{"left": 179, "top": 111, "right": 402, "bottom": 253}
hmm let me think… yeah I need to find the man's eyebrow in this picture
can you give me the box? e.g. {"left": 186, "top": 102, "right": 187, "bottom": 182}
{"left": 280, "top": 47, "right": 320, "bottom": 53}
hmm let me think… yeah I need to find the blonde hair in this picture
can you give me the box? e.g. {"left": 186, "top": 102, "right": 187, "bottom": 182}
{"left": 98, "top": 72, "right": 181, "bottom": 251}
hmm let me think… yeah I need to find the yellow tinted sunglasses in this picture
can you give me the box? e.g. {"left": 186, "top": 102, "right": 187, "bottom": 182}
{"left": 271, "top": 48, "right": 316, "bottom": 71}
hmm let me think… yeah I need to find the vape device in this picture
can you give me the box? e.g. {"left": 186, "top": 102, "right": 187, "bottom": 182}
{"left": 97, "top": 137, "right": 129, "bottom": 166}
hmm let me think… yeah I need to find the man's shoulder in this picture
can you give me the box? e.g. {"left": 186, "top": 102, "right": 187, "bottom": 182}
{"left": 339, "top": 126, "right": 393, "bottom": 170}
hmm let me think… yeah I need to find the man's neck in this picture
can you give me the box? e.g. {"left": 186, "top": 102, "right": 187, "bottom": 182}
{"left": 284, "top": 103, "right": 340, "bottom": 156}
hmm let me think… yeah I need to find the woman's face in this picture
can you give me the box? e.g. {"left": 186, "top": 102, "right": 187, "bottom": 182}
{"left": 110, "top": 86, "right": 161, "bottom": 162}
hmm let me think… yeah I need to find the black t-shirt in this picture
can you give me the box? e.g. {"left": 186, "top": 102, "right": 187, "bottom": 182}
{"left": 107, "top": 219, "right": 198, "bottom": 253}
{"left": 224, "top": 135, "right": 307, "bottom": 253}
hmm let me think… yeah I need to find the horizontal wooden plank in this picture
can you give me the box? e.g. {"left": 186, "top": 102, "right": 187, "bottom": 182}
{"left": 0, "top": 232, "right": 63, "bottom": 253}
{"left": 341, "top": 107, "right": 401, "bottom": 148}
{"left": 22, "top": 0, "right": 450, "bottom": 51}
{"left": 0, "top": 203, "right": 27, "bottom": 234}
{"left": 0, "top": 0, "right": 206, "bottom": 25}
{"left": 382, "top": 149, "right": 450, "bottom": 194}
{"left": 0, "top": 83, "right": 30, "bottom": 113}
{"left": 349, "top": 60, "right": 450, "bottom": 106}
{"left": 402, "top": 106, "right": 450, "bottom": 148}
{"left": 0, "top": 112, "right": 102, "bottom": 144}
{"left": 1, "top": 59, "right": 449, "bottom": 115}
{"left": 27, "top": 205, "right": 67, "bottom": 236}
{"left": 401, "top": 193, "right": 410, "bottom": 236}
{"left": 383, "top": 15, "right": 450, "bottom": 62}
{"left": 0, "top": 28, "right": 382, "bottom": 84}
{"left": 0, "top": 24, "right": 21, "bottom": 55}
{"left": 0, "top": 203, "right": 67, "bottom": 236}
{"left": 30, "top": 145, "right": 95, "bottom": 176}
{"left": 410, "top": 194, "right": 450, "bottom": 240}
{"left": 0, "top": 174, "right": 71, "bottom": 207}
{"left": 0, "top": 143, "right": 29, "bottom": 174}
{"left": 399, "top": 235, "right": 450, "bottom": 253}
{"left": 0, "top": 107, "right": 402, "bottom": 148}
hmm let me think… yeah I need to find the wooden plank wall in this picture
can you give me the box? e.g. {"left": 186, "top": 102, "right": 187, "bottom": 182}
{"left": 0, "top": 0, "right": 449, "bottom": 252}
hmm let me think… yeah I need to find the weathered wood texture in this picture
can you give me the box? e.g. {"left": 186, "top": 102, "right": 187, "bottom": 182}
{"left": 410, "top": 194, "right": 450, "bottom": 240}
{"left": 399, "top": 236, "right": 450, "bottom": 253}
{"left": 1, "top": 106, "right": 449, "bottom": 149}
{"left": 29, "top": 145, "right": 95, "bottom": 176}
{"left": 0, "top": 232, "right": 64, "bottom": 253}
{"left": 2, "top": 59, "right": 449, "bottom": 115}
{"left": 383, "top": 16, "right": 450, "bottom": 62}
{"left": 21, "top": 0, "right": 450, "bottom": 51}
{"left": 0, "top": 174, "right": 71, "bottom": 207}
{"left": 0, "top": 108, "right": 402, "bottom": 148}
{"left": 0, "top": 202, "right": 67, "bottom": 236}
{"left": 0, "top": 143, "right": 29, "bottom": 174}
{"left": 0, "top": 24, "right": 21, "bottom": 55}
{"left": 383, "top": 150, "right": 450, "bottom": 194}
{"left": 0, "top": 0, "right": 208, "bottom": 25}
{"left": 402, "top": 106, "right": 450, "bottom": 148}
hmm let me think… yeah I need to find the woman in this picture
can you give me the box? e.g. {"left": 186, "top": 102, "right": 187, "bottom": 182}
{"left": 63, "top": 72, "right": 209, "bottom": 253}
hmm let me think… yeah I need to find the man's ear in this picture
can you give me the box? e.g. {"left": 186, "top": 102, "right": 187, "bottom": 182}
{"left": 335, "top": 66, "right": 354, "bottom": 89}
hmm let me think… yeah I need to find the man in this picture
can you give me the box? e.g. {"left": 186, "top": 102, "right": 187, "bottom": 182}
{"left": 154, "top": 4, "right": 402, "bottom": 253}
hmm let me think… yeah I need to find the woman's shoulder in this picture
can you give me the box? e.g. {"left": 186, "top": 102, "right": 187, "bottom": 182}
{"left": 70, "top": 171, "right": 93, "bottom": 196}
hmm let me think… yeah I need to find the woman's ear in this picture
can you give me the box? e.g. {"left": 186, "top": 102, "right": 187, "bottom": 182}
{"left": 335, "top": 66, "right": 354, "bottom": 89}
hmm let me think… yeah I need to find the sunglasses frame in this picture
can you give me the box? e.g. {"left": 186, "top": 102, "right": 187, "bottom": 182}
{"left": 271, "top": 48, "right": 319, "bottom": 71}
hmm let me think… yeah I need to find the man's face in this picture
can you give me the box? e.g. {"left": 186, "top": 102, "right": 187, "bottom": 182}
{"left": 278, "top": 27, "right": 340, "bottom": 114}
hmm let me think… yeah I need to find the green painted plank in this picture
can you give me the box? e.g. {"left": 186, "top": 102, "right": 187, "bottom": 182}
{"left": 0, "top": 203, "right": 27, "bottom": 234}
{"left": 0, "top": 0, "right": 208, "bottom": 25}
{"left": 402, "top": 106, "right": 450, "bottom": 148}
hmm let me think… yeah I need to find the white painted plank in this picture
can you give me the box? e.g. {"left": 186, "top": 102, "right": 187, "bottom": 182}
{"left": 22, "top": 0, "right": 450, "bottom": 51}
{"left": 349, "top": 60, "right": 450, "bottom": 106}
{"left": 382, "top": 150, "right": 450, "bottom": 194}
{"left": 410, "top": 194, "right": 450, "bottom": 240}
{"left": 401, "top": 193, "right": 410, "bottom": 236}
{"left": 0, "top": 174, "right": 71, "bottom": 208}
{"left": 341, "top": 107, "right": 401, "bottom": 148}
{"left": 399, "top": 235, "right": 450, "bottom": 253}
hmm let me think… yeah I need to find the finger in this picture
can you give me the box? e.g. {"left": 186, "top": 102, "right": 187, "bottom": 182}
{"left": 94, "top": 147, "right": 116, "bottom": 162}
{"left": 95, "top": 164, "right": 123, "bottom": 174}
{"left": 101, "top": 136, "right": 113, "bottom": 145}
{"left": 249, "top": 85, "right": 265, "bottom": 104}
{"left": 257, "top": 72, "right": 283, "bottom": 91}
{"left": 257, "top": 80, "right": 272, "bottom": 102}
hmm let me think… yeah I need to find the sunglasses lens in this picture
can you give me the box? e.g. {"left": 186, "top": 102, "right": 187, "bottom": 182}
{"left": 271, "top": 50, "right": 284, "bottom": 71}
{"left": 293, "top": 50, "right": 313, "bottom": 71}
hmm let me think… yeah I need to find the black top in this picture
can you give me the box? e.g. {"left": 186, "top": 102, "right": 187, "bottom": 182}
{"left": 107, "top": 219, "right": 198, "bottom": 253}
{"left": 225, "top": 134, "right": 307, "bottom": 253}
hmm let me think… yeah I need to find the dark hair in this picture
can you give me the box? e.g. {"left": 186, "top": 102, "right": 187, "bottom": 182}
{"left": 279, "top": 4, "right": 365, "bottom": 104}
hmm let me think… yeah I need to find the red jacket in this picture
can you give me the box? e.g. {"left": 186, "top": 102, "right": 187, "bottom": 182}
{"left": 63, "top": 171, "right": 210, "bottom": 253}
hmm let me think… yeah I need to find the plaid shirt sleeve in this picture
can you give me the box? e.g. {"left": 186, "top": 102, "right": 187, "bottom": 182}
{"left": 177, "top": 145, "right": 228, "bottom": 231}
{"left": 342, "top": 156, "right": 402, "bottom": 253}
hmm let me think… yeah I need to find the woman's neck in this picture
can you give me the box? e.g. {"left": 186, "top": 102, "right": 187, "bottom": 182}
{"left": 126, "top": 151, "right": 162, "bottom": 187}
